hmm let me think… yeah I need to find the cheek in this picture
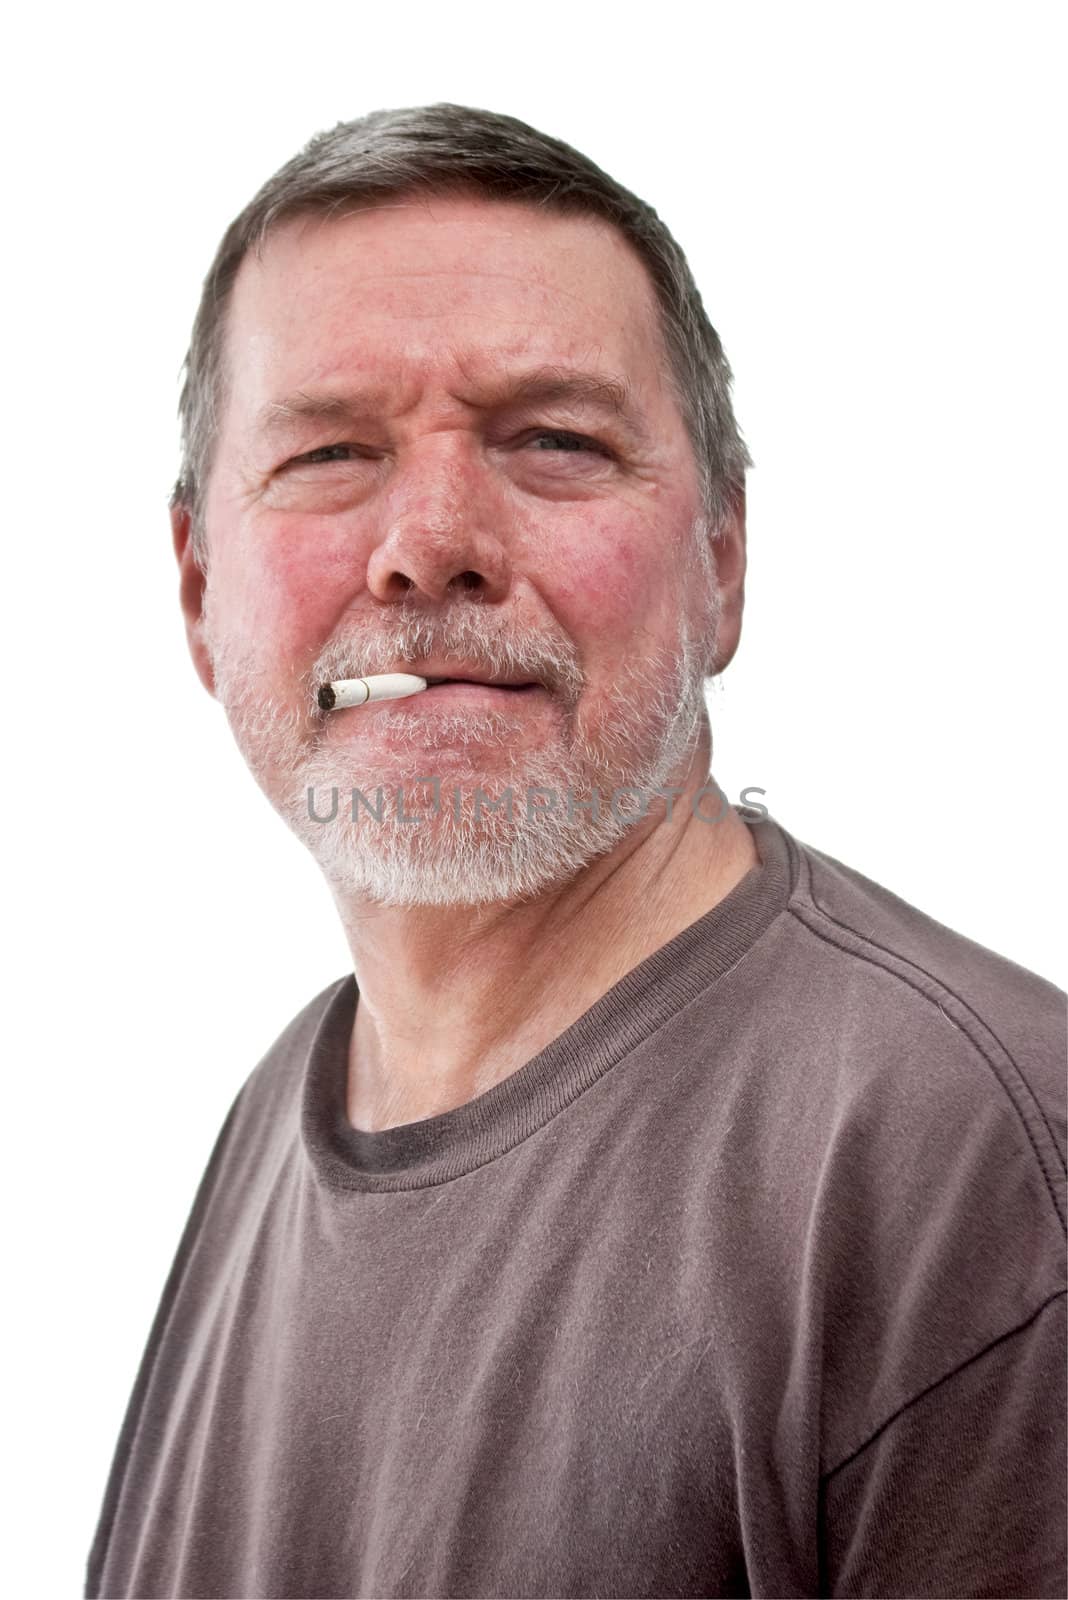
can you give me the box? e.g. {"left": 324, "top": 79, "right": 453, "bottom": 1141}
{"left": 227, "top": 522, "right": 360, "bottom": 660}
{"left": 547, "top": 513, "right": 696, "bottom": 740}
{"left": 550, "top": 530, "right": 666, "bottom": 654}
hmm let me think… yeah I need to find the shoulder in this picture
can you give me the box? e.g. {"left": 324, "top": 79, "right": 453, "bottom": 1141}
{"left": 193, "top": 973, "right": 352, "bottom": 1213}
{"left": 751, "top": 819, "right": 1067, "bottom": 1463}
{"left": 238, "top": 973, "right": 352, "bottom": 1119}
{"left": 760, "top": 817, "right": 1066, "bottom": 1179}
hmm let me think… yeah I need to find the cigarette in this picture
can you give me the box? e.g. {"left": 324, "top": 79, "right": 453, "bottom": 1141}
{"left": 317, "top": 673, "right": 428, "bottom": 711}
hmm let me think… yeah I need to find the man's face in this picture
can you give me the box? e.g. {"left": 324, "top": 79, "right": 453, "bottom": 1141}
{"left": 185, "top": 194, "right": 728, "bottom": 906}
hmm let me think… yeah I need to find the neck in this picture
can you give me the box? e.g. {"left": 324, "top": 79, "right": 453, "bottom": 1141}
{"left": 331, "top": 723, "right": 758, "bottom": 1131}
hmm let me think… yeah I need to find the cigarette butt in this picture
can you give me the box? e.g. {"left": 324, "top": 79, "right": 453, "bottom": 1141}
{"left": 317, "top": 673, "right": 429, "bottom": 711}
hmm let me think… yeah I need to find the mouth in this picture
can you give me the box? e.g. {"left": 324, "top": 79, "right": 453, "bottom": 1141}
{"left": 412, "top": 678, "right": 545, "bottom": 707}
{"left": 422, "top": 676, "right": 540, "bottom": 693}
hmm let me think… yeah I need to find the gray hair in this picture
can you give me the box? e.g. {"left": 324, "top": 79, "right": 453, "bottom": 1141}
{"left": 172, "top": 103, "right": 751, "bottom": 572}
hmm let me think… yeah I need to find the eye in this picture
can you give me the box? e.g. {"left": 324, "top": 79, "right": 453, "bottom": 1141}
{"left": 289, "top": 444, "right": 364, "bottom": 466}
{"left": 528, "top": 429, "right": 609, "bottom": 456}
{"left": 280, "top": 431, "right": 612, "bottom": 472}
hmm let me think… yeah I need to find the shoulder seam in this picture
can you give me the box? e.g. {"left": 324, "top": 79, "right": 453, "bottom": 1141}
{"left": 786, "top": 902, "right": 1066, "bottom": 1234}
{"left": 820, "top": 1288, "right": 1067, "bottom": 1482}
{"left": 779, "top": 839, "right": 1066, "bottom": 1233}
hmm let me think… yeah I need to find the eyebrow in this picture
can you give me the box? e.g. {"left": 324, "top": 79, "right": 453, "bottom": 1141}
{"left": 253, "top": 364, "right": 655, "bottom": 449}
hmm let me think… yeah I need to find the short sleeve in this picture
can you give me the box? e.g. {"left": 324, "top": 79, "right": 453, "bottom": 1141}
{"left": 819, "top": 1292, "right": 1067, "bottom": 1600}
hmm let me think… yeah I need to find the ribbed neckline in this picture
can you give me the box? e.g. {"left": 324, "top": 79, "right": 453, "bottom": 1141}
{"left": 300, "top": 808, "right": 796, "bottom": 1193}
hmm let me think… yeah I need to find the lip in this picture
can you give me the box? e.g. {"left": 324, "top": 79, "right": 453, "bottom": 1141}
{"left": 391, "top": 662, "right": 541, "bottom": 689}
{"left": 407, "top": 681, "right": 544, "bottom": 704}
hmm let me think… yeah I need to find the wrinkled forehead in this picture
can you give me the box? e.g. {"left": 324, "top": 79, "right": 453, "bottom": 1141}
{"left": 220, "top": 195, "right": 676, "bottom": 423}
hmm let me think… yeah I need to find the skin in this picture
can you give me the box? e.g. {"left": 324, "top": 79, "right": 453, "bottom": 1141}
{"left": 173, "top": 193, "right": 756, "bottom": 1132}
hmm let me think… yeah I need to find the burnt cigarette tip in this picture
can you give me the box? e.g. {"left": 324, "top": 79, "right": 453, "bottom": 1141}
{"left": 317, "top": 684, "right": 337, "bottom": 712}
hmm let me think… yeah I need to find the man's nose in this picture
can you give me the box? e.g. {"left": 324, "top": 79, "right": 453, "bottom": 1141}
{"left": 365, "top": 440, "right": 513, "bottom": 605}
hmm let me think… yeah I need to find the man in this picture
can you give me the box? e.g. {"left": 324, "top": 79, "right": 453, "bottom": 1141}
{"left": 87, "top": 104, "right": 1066, "bottom": 1600}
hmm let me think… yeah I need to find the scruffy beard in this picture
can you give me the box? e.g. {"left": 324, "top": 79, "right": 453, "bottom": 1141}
{"left": 203, "top": 540, "right": 722, "bottom": 909}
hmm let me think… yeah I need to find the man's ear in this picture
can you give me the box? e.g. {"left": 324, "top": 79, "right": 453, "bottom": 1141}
{"left": 171, "top": 501, "right": 217, "bottom": 698}
{"left": 706, "top": 485, "right": 747, "bottom": 677}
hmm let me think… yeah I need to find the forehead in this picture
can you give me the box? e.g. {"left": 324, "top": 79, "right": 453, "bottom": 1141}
{"left": 222, "top": 194, "right": 673, "bottom": 417}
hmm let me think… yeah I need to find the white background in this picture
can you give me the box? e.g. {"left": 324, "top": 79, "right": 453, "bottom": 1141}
{"left": 3, "top": 3, "right": 1064, "bottom": 1594}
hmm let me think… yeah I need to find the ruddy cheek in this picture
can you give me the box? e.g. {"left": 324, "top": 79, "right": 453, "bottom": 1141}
{"left": 556, "top": 539, "right": 648, "bottom": 634}
{"left": 247, "top": 528, "right": 353, "bottom": 649}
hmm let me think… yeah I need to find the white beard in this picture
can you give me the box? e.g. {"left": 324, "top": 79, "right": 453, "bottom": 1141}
{"left": 203, "top": 535, "right": 722, "bottom": 909}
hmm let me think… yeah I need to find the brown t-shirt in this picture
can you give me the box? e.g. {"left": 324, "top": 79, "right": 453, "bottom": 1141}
{"left": 86, "top": 810, "right": 1068, "bottom": 1599}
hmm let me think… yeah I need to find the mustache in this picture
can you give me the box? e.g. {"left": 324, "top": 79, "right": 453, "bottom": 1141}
{"left": 306, "top": 611, "right": 585, "bottom": 709}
